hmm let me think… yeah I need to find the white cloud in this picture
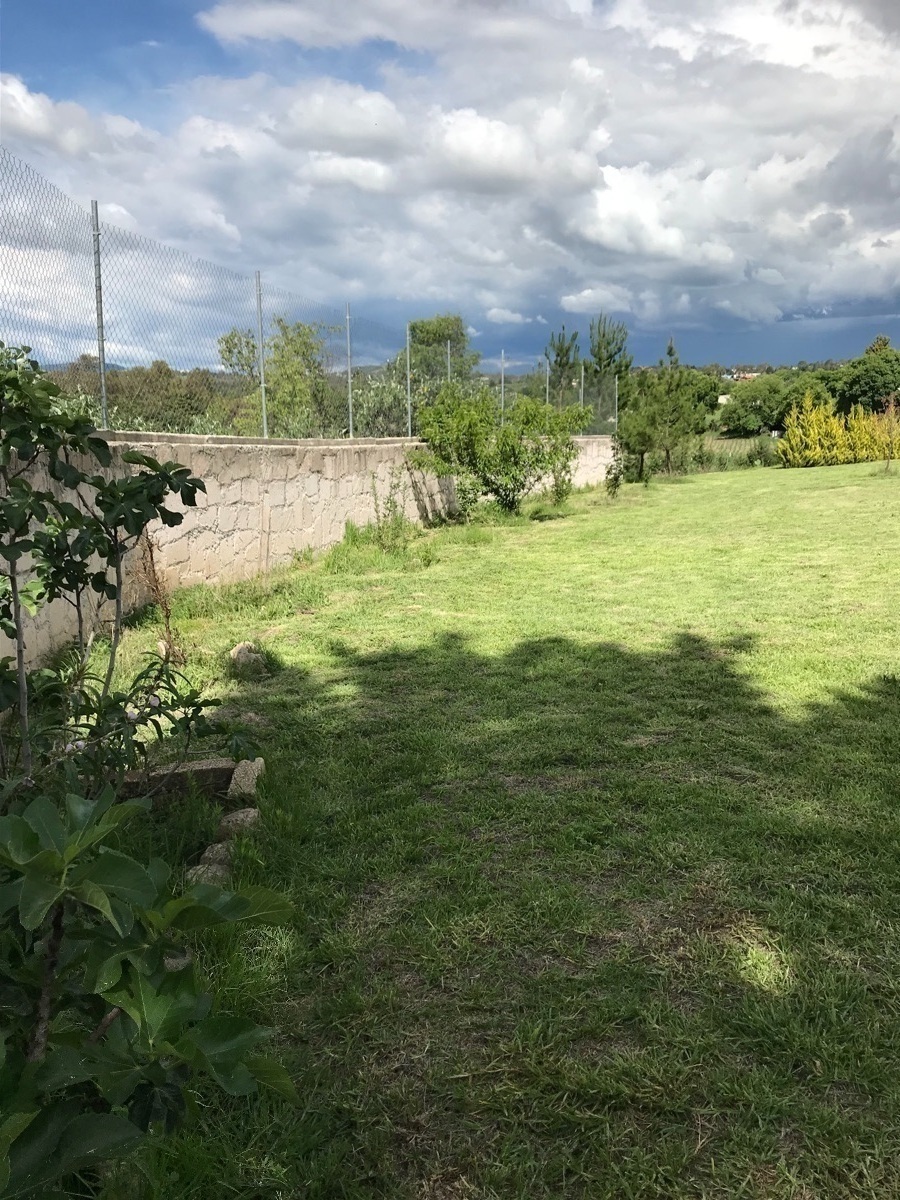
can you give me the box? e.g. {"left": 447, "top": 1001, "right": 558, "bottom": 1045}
{"left": 1, "top": 0, "right": 899, "bottom": 352}
{"left": 486, "top": 307, "right": 534, "bottom": 324}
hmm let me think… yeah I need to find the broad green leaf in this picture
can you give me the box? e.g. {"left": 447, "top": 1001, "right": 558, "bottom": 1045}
{"left": 70, "top": 801, "right": 148, "bottom": 857}
{"left": 0, "top": 816, "right": 40, "bottom": 866}
{"left": 18, "top": 874, "right": 61, "bottom": 931}
{"left": 187, "top": 1016, "right": 269, "bottom": 1063}
{"left": 166, "top": 885, "right": 292, "bottom": 932}
{"left": 245, "top": 1055, "right": 299, "bottom": 1102}
{"left": 34, "top": 1047, "right": 94, "bottom": 1092}
{"left": 21, "top": 796, "right": 67, "bottom": 854}
{"left": 0, "top": 877, "right": 23, "bottom": 914}
{"left": 234, "top": 885, "right": 294, "bottom": 927}
{"left": 74, "top": 850, "right": 156, "bottom": 908}
{"left": 64, "top": 791, "right": 94, "bottom": 833}
{"left": 202, "top": 1057, "right": 257, "bottom": 1097}
{"left": 0, "top": 1111, "right": 36, "bottom": 1156}
{"left": 5, "top": 1099, "right": 78, "bottom": 1196}
{"left": 56, "top": 1112, "right": 143, "bottom": 1173}
{"left": 93, "top": 952, "right": 128, "bottom": 994}
{"left": 72, "top": 881, "right": 126, "bottom": 935}
{"left": 102, "top": 967, "right": 200, "bottom": 1046}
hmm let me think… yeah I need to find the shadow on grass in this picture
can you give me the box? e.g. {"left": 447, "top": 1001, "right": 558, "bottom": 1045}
{"left": 137, "top": 631, "right": 900, "bottom": 1200}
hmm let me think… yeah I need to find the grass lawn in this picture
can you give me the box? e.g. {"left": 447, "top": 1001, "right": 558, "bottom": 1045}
{"left": 109, "top": 463, "right": 900, "bottom": 1199}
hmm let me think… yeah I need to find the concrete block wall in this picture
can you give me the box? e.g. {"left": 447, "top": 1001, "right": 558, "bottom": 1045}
{"left": 9, "top": 432, "right": 612, "bottom": 663}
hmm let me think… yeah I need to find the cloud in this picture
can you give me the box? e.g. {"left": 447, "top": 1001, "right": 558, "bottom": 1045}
{"left": 486, "top": 307, "right": 535, "bottom": 324}
{"left": 2, "top": 0, "right": 899, "bottom": 360}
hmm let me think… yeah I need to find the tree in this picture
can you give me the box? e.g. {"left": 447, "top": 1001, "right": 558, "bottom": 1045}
{"left": 866, "top": 334, "right": 892, "bottom": 356}
{"left": 720, "top": 375, "right": 787, "bottom": 436}
{"left": 545, "top": 325, "right": 581, "bottom": 408}
{"left": 837, "top": 339, "right": 900, "bottom": 412}
{"left": 408, "top": 314, "right": 480, "bottom": 387}
{"left": 587, "top": 314, "right": 634, "bottom": 407}
{"left": 619, "top": 340, "right": 707, "bottom": 475}
{"left": 265, "top": 317, "right": 341, "bottom": 437}
{"left": 217, "top": 328, "right": 259, "bottom": 386}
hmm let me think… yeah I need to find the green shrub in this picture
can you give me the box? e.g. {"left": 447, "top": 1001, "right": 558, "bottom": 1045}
{"left": 414, "top": 381, "right": 589, "bottom": 515}
{"left": 0, "top": 345, "right": 294, "bottom": 1196}
{"left": 605, "top": 437, "right": 625, "bottom": 499}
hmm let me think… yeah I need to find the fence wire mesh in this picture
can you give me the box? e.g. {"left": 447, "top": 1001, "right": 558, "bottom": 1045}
{"left": 0, "top": 147, "right": 412, "bottom": 438}
{"left": 1, "top": 147, "right": 617, "bottom": 440}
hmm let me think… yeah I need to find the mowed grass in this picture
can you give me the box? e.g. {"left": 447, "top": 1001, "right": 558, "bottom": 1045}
{"left": 108, "top": 464, "right": 900, "bottom": 1200}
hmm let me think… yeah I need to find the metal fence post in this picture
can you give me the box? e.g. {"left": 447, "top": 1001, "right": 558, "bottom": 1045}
{"left": 90, "top": 201, "right": 109, "bottom": 429}
{"left": 255, "top": 271, "right": 268, "bottom": 438}
{"left": 406, "top": 322, "right": 412, "bottom": 438}
{"left": 346, "top": 303, "right": 353, "bottom": 438}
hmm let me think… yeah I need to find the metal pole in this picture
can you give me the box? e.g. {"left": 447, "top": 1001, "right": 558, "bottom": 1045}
{"left": 500, "top": 350, "right": 505, "bottom": 420}
{"left": 406, "top": 322, "right": 412, "bottom": 438}
{"left": 447, "top": 339, "right": 451, "bottom": 382}
{"left": 346, "top": 302, "right": 353, "bottom": 438}
{"left": 614, "top": 373, "right": 619, "bottom": 432}
{"left": 90, "top": 201, "right": 109, "bottom": 429}
{"left": 580, "top": 361, "right": 585, "bottom": 406}
{"left": 255, "top": 271, "right": 268, "bottom": 439}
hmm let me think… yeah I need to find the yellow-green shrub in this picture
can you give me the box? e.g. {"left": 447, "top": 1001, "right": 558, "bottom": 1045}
{"left": 845, "top": 404, "right": 886, "bottom": 462}
{"left": 779, "top": 392, "right": 892, "bottom": 468}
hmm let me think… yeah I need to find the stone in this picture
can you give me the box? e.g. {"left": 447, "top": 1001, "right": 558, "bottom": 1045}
{"left": 164, "top": 948, "right": 193, "bottom": 972}
{"left": 229, "top": 641, "right": 266, "bottom": 671}
{"left": 200, "top": 842, "right": 232, "bottom": 866}
{"left": 185, "top": 863, "right": 232, "bottom": 887}
{"left": 120, "top": 757, "right": 236, "bottom": 803}
{"left": 216, "top": 806, "right": 260, "bottom": 841}
{"left": 228, "top": 756, "right": 265, "bottom": 801}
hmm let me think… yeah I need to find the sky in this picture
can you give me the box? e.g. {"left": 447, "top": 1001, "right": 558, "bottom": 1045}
{"left": 1, "top": 0, "right": 899, "bottom": 368}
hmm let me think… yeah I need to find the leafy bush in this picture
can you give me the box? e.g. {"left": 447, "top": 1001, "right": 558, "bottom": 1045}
{"left": 778, "top": 391, "right": 896, "bottom": 467}
{"left": 0, "top": 346, "right": 293, "bottom": 1196}
{"left": 415, "top": 382, "right": 589, "bottom": 514}
{"left": 371, "top": 465, "right": 416, "bottom": 553}
{"left": 605, "top": 438, "right": 625, "bottom": 499}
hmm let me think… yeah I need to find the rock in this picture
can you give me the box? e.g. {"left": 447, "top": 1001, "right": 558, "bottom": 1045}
{"left": 186, "top": 863, "right": 232, "bottom": 887}
{"left": 228, "top": 757, "right": 265, "bottom": 801}
{"left": 216, "top": 806, "right": 260, "bottom": 841}
{"left": 229, "top": 642, "right": 266, "bottom": 671}
{"left": 164, "top": 948, "right": 193, "bottom": 972}
{"left": 121, "top": 757, "right": 236, "bottom": 804}
{"left": 200, "top": 842, "right": 232, "bottom": 866}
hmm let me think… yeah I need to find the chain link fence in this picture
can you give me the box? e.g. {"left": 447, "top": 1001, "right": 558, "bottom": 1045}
{"left": 0, "top": 147, "right": 413, "bottom": 438}
{"left": 0, "top": 147, "right": 617, "bottom": 440}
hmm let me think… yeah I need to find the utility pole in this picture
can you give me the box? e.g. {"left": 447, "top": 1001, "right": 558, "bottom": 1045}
{"left": 90, "top": 201, "right": 109, "bottom": 429}
{"left": 346, "top": 302, "right": 353, "bottom": 438}
{"left": 255, "top": 270, "right": 268, "bottom": 438}
{"left": 406, "top": 322, "right": 412, "bottom": 438}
